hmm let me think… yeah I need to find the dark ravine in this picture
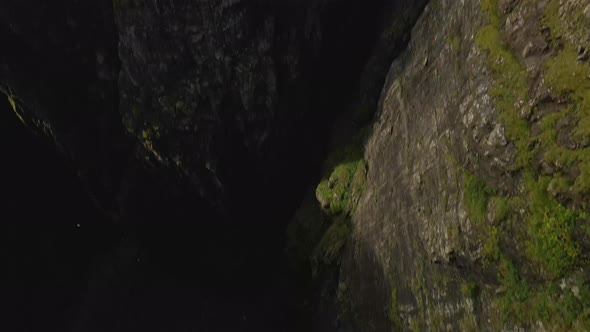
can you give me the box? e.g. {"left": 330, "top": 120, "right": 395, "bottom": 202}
{"left": 9, "top": 0, "right": 590, "bottom": 331}
{"left": 1, "top": 0, "right": 426, "bottom": 331}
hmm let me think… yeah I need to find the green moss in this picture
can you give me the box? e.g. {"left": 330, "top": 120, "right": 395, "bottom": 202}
{"left": 483, "top": 226, "right": 501, "bottom": 263}
{"left": 388, "top": 287, "right": 403, "bottom": 329}
{"left": 480, "top": 0, "right": 500, "bottom": 27}
{"left": 542, "top": 44, "right": 590, "bottom": 196}
{"left": 543, "top": 0, "right": 590, "bottom": 47}
{"left": 462, "top": 173, "right": 504, "bottom": 263}
{"left": 463, "top": 173, "right": 493, "bottom": 224}
{"left": 497, "top": 258, "right": 531, "bottom": 320}
{"left": 495, "top": 275, "right": 590, "bottom": 328}
{"left": 461, "top": 281, "right": 481, "bottom": 300}
{"left": 489, "top": 196, "right": 510, "bottom": 222}
{"left": 542, "top": 34, "right": 590, "bottom": 194}
{"left": 1, "top": 86, "right": 26, "bottom": 125}
{"left": 544, "top": 44, "right": 590, "bottom": 140}
{"left": 528, "top": 206, "right": 579, "bottom": 277}
{"left": 524, "top": 173, "right": 580, "bottom": 278}
{"left": 446, "top": 35, "right": 461, "bottom": 51}
{"left": 473, "top": 0, "right": 590, "bottom": 327}
{"left": 459, "top": 315, "right": 478, "bottom": 332}
{"left": 548, "top": 175, "right": 574, "bottom": 196}
{"left": 316, "top": 159, "right": 367, "bottom": 216}
{"left": 313, "top": 216, "right": 352, "bottom": 265}
{"left": 543, "top": 145, "right": 585, "bottom": 170}
{"left": 545, "top": 45, "right": 590, "bottom": 97}
{"left": 476, "top": 18, "right": 531, "bottom": 168}
{"left": 542, "top": 0, "right": 563, "bottom": 42}
{"left": 575, "top": 161, "right": 590, "bottom": 195}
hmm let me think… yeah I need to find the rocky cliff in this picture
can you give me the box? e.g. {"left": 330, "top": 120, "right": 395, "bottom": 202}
{"left": 3, "top": 0, "right": 590, "bottom": 331}
{"left": 303, "top": 0, "right": 590, "bottom": 330}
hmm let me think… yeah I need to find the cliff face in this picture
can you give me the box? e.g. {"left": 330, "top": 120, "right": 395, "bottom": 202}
{"left": 335, "top": 0, "right": 590, "bottom": 330}
{"left": 4, "top": 0, "right": 590, "bottom": 330}
{"left": 113, "top": 0, "right": 312, "bottom": 205}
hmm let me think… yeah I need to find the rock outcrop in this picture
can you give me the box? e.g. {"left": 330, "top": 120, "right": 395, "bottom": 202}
{"left": 331, "top": 0, "right": 590, "bottom": 330}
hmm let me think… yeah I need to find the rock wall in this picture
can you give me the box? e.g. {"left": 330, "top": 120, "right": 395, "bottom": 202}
{"left": 341, "top": 0, "right": 590, "bottom": 330}
{"left": 114, "top": 0, "right": 312, "bottom": 205}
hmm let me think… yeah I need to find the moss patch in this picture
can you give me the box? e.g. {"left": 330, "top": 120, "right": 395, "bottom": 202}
{"left": 524, "top": 173, "right": 581, "bottom": 278}
{"left": 461, "top": 281, "right": 481, "bottom": 300}
{"left": 476, "top": 15, "right": 531, "bottom": 168}
{"left": 316, "top": 159, "right": 367, "bottom": 216}
{"left": 387, "top": 287, "right": 402, "bottom": 329}
{"left": 1, "top": 86, "right": 26, "bottom": 125}
{"left": 474, "top": 0, "right": 590, "bottom": 328}
{"left": 463, "top": 173, "right": 493, "bottom": 224}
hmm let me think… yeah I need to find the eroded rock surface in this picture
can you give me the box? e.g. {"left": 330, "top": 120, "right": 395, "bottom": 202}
{"left": 339, "top": 0, "right": 590, "bottom": 330}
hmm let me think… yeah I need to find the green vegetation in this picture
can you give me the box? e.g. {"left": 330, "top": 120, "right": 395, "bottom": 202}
{"left": 461, "top": 281, "right": 481, "bottom": 300}
{"left": 524, "top": 173, "right": 580, "bottom": 278}
{"left": 475, "top": 15, "right": 531, "bottom": 168}
{"left": 489, "top": 196, "right": 510, "bottom": 222}
{"left": 495, "top": 260, "right": 590, "bottom": 329}
{"left": 541, "top": 0, "right": 563, "bottom": 42}
{"left": 463, "top": 174, "right": 492, "bottom": 224}
{"left": 462, "top": 172, "right": 504, "bottom": 263}
{"left": 316, "top": 158, "right": 367, "bottom": 216}
{"left": 543, "top": 0, "right": 590, "bottom": 47}
{"left": 482, "top": 226, "right": 501, "bottom": 263}
{"left": 481, "top": 0, "right": 500, "bottom": 27}
{"left": 497, "top": 258, "right": 531, "bottom": 321}
{"left": 1, "top": 86, "right": 26, "bottom": 125}
{"left": 388, "top": 287, "right": 402, "bottom": 329}
{"left": 446, "top": 35, "right": 461, "bottom": 51}
{"left": 470, "top": 0, "right": 590, "bottom": 328}
{"left": 311, "top": 117, "right": 371, "bottom": 260}
{"left": 542, "top": 44, "right": 590, "bottom": 198}
{"left": 287, "top": 102, "right": 374, "bottom": 328}
{"left": 545, "top": 44, "right": 590, "bottom": 140}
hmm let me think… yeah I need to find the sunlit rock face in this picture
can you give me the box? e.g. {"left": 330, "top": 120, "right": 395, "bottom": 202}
{"left": 341, "top": 0, "right": 590, "bottom": 330}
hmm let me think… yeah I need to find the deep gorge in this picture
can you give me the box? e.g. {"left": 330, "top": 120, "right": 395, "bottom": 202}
{"left": 4, "top": 0, "right": 590, "bottom": 331}
{"left": 1, "top": 0, "right": 424, "bottom": 331}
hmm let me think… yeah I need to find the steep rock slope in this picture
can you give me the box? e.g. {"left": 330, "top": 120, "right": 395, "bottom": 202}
{"left": 337, "top": 0, "right": 590, "bottom": 330}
